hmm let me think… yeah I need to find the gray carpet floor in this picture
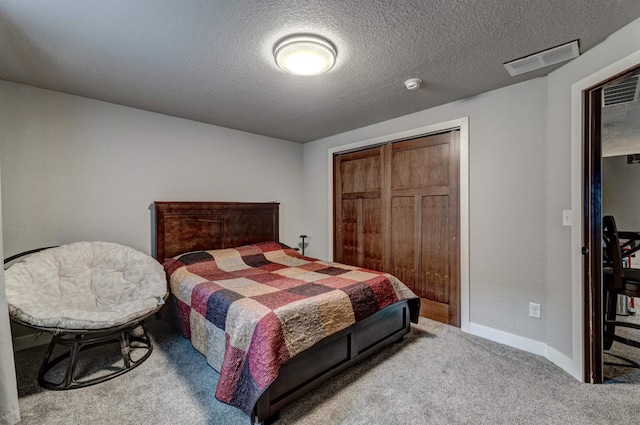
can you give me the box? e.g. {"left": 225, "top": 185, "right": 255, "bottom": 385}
{"left": 12, "top": 317, "right": 640, "bottom": 425}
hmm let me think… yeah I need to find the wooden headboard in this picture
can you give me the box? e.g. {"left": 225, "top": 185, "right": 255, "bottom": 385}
{"left": 154, "top": 202, "right": 279, "bottom": 263}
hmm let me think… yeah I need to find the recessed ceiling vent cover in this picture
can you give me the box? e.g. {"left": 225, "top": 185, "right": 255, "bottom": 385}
{"left": 504, "top": 40, "right": 580, "bottom": 77}
{"left": 603, "top": 74, "right": 640, "bottom": 107}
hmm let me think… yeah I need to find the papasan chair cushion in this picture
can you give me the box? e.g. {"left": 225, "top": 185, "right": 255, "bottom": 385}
{"left": 5, "top": 241, "right": 168, "bottom": 331}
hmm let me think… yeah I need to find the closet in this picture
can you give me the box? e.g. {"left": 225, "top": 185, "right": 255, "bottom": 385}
{"left": 334, "top": 130, "right": 460, "bottom": 326}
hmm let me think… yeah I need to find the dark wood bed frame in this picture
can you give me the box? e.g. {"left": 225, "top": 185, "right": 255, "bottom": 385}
{"left": 154, "top": 201, "right": 413, "bottom": 424}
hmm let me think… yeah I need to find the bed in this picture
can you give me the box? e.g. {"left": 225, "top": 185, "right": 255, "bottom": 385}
{"left": 154, "top": 201, "right": 420, "bottom": 424}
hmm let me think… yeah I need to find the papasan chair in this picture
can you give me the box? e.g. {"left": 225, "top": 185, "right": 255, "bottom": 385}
{"left": 4, "top": 241, "right": 168, "bottom": 390}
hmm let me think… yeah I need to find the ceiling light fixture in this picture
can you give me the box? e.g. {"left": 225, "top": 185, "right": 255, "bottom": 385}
{"left": 274, "top": 34, "right": 337, "bottom": 76}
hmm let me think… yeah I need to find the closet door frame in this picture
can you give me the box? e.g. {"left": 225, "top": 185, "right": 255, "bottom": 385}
{"left": 327, "top": 117, "right": 470, "bottom": 332}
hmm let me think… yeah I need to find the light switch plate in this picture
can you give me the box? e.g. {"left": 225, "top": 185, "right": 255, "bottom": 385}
{"left": 529, "top": 302, "right": 541, "bottom": 319}
{"left": 562, "top": 210, "right": 572, "bottom": 226}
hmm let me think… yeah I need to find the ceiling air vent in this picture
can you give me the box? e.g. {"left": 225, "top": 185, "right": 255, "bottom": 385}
{"left": 504, "top": 40, "right": 580, "bottom": 77}
{"left": 603, "top": 74, "right": 640, "bottom": 107}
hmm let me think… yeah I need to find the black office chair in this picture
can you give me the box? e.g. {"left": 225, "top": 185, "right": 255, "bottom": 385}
{"left": 602, "top": 215, "right": 640, "bottom": 350}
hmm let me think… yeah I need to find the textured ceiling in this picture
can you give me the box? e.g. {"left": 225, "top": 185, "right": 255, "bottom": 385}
{"left": 602, "top": 69, "right": 640, "bottom": 157}
{"left": 1, "top": 1, "right": 640, "bottom": 143}
{"left": 603, "top": 101, "right": 640, "bottom": 157}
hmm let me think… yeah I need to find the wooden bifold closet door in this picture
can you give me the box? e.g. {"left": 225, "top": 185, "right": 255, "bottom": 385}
{"left": 334, "top": 130, "right": 460, "bottom": 326}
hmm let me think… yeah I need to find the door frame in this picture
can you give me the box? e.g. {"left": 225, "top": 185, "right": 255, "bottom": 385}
{"left": 583, "top": 84, "right": 604, "bottom": 383}
{"left": 327, "top": 117, "right": 470, "bottom": 331}
{"left": 583, "top": 63, "right": 640, "bottom": 383}
{"left": 572, "top": 51, "right": 640, "bottom": 382}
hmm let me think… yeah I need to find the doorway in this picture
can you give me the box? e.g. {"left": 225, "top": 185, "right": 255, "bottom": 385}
{"left": 584, "top": 64, "right": 640, "bottom": 383}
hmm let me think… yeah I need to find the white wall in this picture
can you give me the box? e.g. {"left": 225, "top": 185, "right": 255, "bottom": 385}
{"left": 0, "top": 166, "right": 20, "bottom": 424}
{"left": 3, "top": 16, "right": 640, "bottom": 381}
{"left": 603, "top": 155, "right": 640, "bottom": 232}
{"left": 546, "top": 17, "right": 640, "bottom": 375}
{"left": 0, "top": 81, "right": 304, "bottom": 257}
{"left": 302, "top": 17, "right": 640, "bottom": 380}
{"left": 302, "top": 78, "right": 548, "bottom": 344}
{"left": 0, "top": 81, "right": 304, "bottom": 339}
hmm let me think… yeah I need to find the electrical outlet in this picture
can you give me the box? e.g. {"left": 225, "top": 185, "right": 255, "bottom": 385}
{"left": 529, "top": 302, "right": 541, "bottom": 319}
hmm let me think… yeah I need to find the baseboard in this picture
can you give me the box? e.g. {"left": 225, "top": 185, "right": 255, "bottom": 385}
{"left": 12, "top": 332, "right": 52, "bottom": 352}
{"left": 468, "top": 322, "right": 546, "bottom": 356}
{"left": 545, "top": 345, "right": 582, "bottom": 380}
{"left": 467, "top": 322, "right": 579, "bottom": 380}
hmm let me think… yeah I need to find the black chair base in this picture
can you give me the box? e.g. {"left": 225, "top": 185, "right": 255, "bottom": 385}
{"left": 604, "top": 319, "right": 640, "bottom": 351}
{"left": 38, "top": 322, "right": 153, "bottom": 390}
{"left": 602, "top": 216, "right": 640, "bottom": 352}
{"left": 603, "top": 290, "right": 640, "bottom": 350}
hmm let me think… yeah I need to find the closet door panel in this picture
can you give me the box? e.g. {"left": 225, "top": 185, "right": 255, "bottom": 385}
{"left": 390, "top": 197, "right": 416, "bottom": 291}
{"left": 391, "top": 132, "right": 452, "bottom": 189}
{"left": 391, "top": 142, "right": 450, "bottom": 190}
{"left": 340, "top": 199, "right": 359, "bottom": 266}
{"left": 362, "top": 198, "right": 383, "bottom": 271}
{"left": 340, "top": 154, "right": 381, "bottom": 194}
{"left": 421, "top": 196, "right": 450, "bottom": 304}
{"left": 334, "top": 148, "right": 383, "bottom": 267}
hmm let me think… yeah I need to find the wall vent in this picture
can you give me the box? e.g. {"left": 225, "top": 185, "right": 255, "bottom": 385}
{"left": 603, "top": 74, "right": 640, "bottom": 107}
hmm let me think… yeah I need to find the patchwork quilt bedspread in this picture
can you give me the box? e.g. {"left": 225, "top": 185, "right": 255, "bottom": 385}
{"left": 164, "top": 241, "right": 419, "bottom": 415}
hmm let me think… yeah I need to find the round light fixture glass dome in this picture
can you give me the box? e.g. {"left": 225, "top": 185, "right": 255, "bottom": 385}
{"left": 274, "top": 34, "right": 337, "bottom": 76}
